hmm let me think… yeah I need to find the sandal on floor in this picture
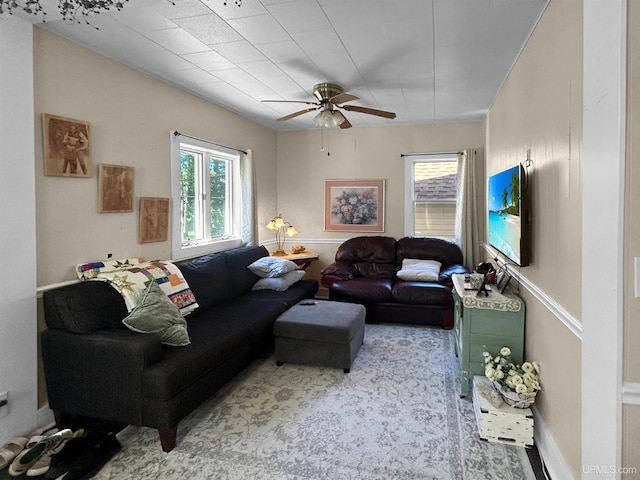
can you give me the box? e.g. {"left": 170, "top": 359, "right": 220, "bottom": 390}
{"left": 8, "top": 429, "right": 73, "bottom": 477}
{"left": 26, "top": 428, "right": 59, "bottom": 449}
{"left": 0, "top": 429, "right": 43, "bottom": 469}
{"left": 26, "top": 429, "right": 84, "bottom": 477}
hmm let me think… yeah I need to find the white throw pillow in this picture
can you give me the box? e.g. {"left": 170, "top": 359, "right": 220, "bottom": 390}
{"left": 252, "top": 270, "right": 305, "bottom": 291}
{"left": 396, "top": 259, "right": 442, "bottom": 282}
{"left": 247, "top": 256, "right": 300, "bottom": 278}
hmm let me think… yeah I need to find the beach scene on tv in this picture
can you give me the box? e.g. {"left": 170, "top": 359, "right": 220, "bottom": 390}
{"left": 488, "top": 165, "right": 521, "bottom": 265}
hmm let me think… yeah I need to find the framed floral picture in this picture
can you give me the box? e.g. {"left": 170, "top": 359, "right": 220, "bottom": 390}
{"left": 42, "top": 113, "right": 92, "bottom": 177}
{"left": 324, "top": 179, "right": 385, "bottom": 232}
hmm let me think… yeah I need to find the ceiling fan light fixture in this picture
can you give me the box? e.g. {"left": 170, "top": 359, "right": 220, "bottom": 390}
{"left": 313, "top": 110, "right": 332, "bottom": 128}
{"left": 331, "top": 110, "right": 346, "bottom": 126}
{"left": 313, "top": 109, "right": 346, "bottom": 128}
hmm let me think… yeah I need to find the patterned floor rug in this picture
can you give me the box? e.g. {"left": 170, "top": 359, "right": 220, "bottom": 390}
{"left": 94, "top": 324, "right": 535, "bottom": 480}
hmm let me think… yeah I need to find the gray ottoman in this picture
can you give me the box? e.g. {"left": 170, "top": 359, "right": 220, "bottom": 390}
{"left": 274, "top": 300, "right": 366, "bottom": 373}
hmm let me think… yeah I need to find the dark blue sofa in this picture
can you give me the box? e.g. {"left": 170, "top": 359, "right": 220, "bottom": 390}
{"left": 42, "top": 245, "right": 318, "bottom": 452}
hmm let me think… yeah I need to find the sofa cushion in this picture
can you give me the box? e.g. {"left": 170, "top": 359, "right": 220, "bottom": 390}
{"left": 43, "top": 281, "right": 128, "bottom": 334}
{"left": 247, "top": 256, "right": 300, "bottom": 278}
{"left": 396, "top": 236, "right": 464, "bottom": 268}
{"left": 396, "top": 259, "right": 442, "bottom": 282}
{"left": 335, "top": 236, "right": 397, "bottom": 278}
{"left": 252, "top": 270, "right": 305, "bottom": 291}
{"left": 391, "top": 281, "right": 453, "bottom": 306}
{"left": 122, "top": 281, "right": 190, "bottom": 347}
{"left": 175, "top": 253, "right": 235, "bottom": 310}
{"left": 223, "top": 245, "right": 270, "bottom": 295}
{"left": 328, "top": 277, "right": 393, "bottom": 303}
{"left": 142, "top": 299, "right": 286, "bottom": 399}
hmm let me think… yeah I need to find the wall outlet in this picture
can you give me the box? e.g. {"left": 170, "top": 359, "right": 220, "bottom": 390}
{"left": 0, "top": 391, "right": 8, "bottom": 419}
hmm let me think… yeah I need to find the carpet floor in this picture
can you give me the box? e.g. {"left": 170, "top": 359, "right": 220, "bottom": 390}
{"left": 91, "top": 324, "right": 535, "bottom": 480}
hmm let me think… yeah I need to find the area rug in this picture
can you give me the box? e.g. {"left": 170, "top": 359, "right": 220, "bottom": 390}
{"left": 94, "top": 324, "right": 535, "bottom": 480}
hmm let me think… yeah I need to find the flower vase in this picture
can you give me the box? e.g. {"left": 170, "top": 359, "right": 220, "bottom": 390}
{"left": 492, "top": 381, "right": 537, "bottom": 409}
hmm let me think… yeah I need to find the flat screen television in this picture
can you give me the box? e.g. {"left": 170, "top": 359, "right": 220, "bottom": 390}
{"left": 487, "top": 163, "right": 531, "bottom": 267}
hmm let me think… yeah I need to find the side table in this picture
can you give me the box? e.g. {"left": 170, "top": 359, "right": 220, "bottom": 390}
{"left": 271, "top": 251, "right": 319, "bottom": 270}
{"left": 452, "top": 273, "right": 525, "bottom": 396}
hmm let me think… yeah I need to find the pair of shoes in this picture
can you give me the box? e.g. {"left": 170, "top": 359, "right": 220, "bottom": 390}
{"left": 43, "top": 432, "right": 94, "bottom": 480}
{"left": 25, "top": 429, "right": 84, "bottom": 477}
{"left": 0, "top": 429, "right": 43, "bottom": 470}
{"left": 54, "top": 433, "right": 121, "bottom": 480}
{"left": 25, "top": 428, "right": 59, "bottom": 450}
{"left": 8, "top": 429, "right": 73, "bottom": 477}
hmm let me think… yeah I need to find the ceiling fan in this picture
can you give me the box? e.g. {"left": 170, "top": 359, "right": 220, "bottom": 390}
{"left": 261, "top": 83, "right": 396, "bottom": 129}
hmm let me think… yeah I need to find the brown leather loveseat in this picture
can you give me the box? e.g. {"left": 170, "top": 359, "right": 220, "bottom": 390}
{"left": 320, "top": 236, "right": 468, "bottom": 329}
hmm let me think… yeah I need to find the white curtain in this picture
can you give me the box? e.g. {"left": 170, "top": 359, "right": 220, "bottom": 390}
{"left": 240, "top": 149, "right": 257, "bottom": 245}
{"left": 455, "top": 149, "right": 481, "bottom": 270}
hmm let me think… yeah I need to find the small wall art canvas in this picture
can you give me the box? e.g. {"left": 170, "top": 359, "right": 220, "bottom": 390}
{"left": 139, "top": 197, "right": 170, "bottom": 243}
{"left": 98, "top": 164, "right": 134, "bottom": 213}
{"left": 42, "top": 113, "right": 92, "bottom": 177}
{"left": 324, "top": 179, "right": 385, "bottom": 232}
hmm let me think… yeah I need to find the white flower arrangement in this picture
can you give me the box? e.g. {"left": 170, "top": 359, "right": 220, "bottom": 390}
{"left": 482, "top": 346, "right": 541, "bottom": 395}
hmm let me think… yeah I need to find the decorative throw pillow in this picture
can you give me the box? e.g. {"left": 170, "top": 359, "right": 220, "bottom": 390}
{"left": 396, "top": 259, "right": 442, "bottom": 282}
{"left": 247, "top": 256, "right": 300, "bottom": 278}
{"left": 122, "top": 281, "right": 190, "bottom": 346}
{"left": 251, "top": 269, "right": 305, "bottom": 291}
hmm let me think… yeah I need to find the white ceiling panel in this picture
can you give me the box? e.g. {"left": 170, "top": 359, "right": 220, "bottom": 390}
{"left": 30, "top": 0, "right": 548, "bottom": 130}
{"left": 210, "top": 40, "right": 267, "bottom": 63}
{"left": 144, "top": 27, "right": 210, "bottom": 54}
{"left": 182, "top": 50, "right": 236, "bottom": 71}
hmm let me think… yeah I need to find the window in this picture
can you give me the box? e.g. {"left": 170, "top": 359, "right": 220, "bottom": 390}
{"left": 404, "top": 154, "right": 458, "bottom": 239}
{"left": 171, "top": 134, "right": 242, "bottom": 259}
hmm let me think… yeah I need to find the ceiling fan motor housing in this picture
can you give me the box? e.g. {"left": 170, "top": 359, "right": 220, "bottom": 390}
{"left": 313, "top": 83, "right": 344, "bottom": 103}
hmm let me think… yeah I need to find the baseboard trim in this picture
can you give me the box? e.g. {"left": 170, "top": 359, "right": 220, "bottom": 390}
{"left": 38, "top": 404, "right": 55, "bottom": 430}
{"left": 532, "top": 406, "right": 574, "bottom": 480}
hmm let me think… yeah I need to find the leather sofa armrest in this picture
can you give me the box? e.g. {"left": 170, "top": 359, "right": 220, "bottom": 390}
{"left": 439, "top": 264, "right": 470, "bottom": 287}
{"left": 42, "top": 328, "right": 163, "bottom": 425}
{"left": 321, "top": 261, "right": 359, "bottom": 279}
{"left": 320, "top": 261, "right": 359, "bottom": 287}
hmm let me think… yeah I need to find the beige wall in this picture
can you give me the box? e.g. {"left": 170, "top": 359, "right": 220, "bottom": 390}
{"left": 33, "top": 28, "right": 278, "bottom": 287}
{"left": 33, "top": 28, "right": 278, "bottom": 406}
{"left": 624, "top": 0, "right": 640, "bottom": 475}
{"left": 274, "top": 123, "right": 485, "bottom": 282}
{"left": 486, "top": 0, "right": 582, "bottom": 477}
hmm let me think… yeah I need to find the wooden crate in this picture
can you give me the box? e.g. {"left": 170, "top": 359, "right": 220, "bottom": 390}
{"left": 472, "top": 376, "right": 534, "bottom": 448}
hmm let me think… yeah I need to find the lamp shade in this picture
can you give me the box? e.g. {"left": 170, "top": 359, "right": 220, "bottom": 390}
{"left": 285, "top": 225, "right": 298, "bottom": 237}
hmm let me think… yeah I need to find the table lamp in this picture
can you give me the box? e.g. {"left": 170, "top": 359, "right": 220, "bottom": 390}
{"left": 266, "top": 214, "right": 298, "bottom": 255}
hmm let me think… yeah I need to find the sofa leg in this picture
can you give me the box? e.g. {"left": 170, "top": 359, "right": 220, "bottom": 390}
{"left": 158, "top": 426, "right": 178, "bottom": 452}
{"left": 442, "top": 310, "right": 454, "bottom": 330}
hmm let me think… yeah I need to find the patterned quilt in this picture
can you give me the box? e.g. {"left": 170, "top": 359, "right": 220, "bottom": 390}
{"left": 76, "top": 258, "right": 199, "bottom": 316}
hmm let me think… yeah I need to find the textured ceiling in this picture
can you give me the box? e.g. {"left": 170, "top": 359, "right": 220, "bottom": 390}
{"left": 31, "top": 0, "right": 548, "bottom": 130}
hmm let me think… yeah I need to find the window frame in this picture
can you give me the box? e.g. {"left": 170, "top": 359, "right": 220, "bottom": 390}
{"left": 170, "top": 133, "right": 242, "bottom": 260}
{"left": 404, "top": 153, "right": 459, "bottom": 238}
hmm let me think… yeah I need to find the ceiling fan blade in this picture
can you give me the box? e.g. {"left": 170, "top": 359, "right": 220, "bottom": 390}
{"left": 329, "top": 93, "right": 359, "bottom": 105}
{"left": 276, "top": 107, "right": 319, "bottom": 122}
{"left": 342, "top": 105, "right": 397, "bottom": 119}
{"left": 262, "top": 99, "right": 318, "bottom": 106}
{"left": 338, "top": 116, "right": 352, "bottom": 129}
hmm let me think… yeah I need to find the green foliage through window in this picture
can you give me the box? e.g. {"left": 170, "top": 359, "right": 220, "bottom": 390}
{"left": 180, "top": 145, "right": 231, "bottom": 244}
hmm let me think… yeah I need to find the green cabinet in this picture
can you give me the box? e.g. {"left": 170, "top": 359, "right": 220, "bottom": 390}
{"left": 452, "top": 274, "right": 525, "bottom": 396}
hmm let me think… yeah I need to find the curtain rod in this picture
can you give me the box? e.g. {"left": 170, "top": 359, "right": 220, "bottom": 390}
{"left": 401, "top": 151, "right": 463, "bottom": 157}
{"left": 173, "top": 131, "right": 248, "bottom": 155}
